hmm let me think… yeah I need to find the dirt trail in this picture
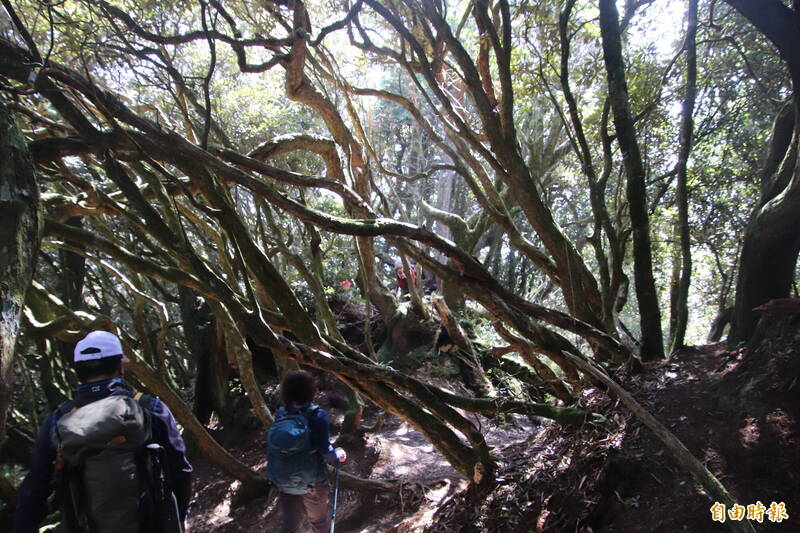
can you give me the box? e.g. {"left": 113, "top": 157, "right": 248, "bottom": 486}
{"left": 187, "top": 405, "right": 542, "bottom": 532}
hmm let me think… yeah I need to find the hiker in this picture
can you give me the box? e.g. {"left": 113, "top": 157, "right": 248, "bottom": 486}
{"left": 394, "top": 258, "right": 417, "bottom": 296}
{"left": 339, "top": 279, "right": 354, "bottom": 301}
{"left": 14, "top": 330, "right": 193, "bottom": 533}
{"left": 267, "top": 370, "right": 347, "bottom": 533}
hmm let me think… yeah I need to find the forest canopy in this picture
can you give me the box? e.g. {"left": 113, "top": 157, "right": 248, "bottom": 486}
{"left": 1, "top": 0, "right": 799, "bottom": 529}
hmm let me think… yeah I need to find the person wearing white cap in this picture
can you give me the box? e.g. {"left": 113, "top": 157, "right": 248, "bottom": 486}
{"left": 394, "top": 257, "right": 417, "bottom": 296}
{"left": 14, "top": 330, "right": 193, "bottom": 533}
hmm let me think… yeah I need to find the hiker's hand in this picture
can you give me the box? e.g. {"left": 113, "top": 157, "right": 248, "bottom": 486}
{"left": 335, "top": 447, "right": 347, "bottom": 463}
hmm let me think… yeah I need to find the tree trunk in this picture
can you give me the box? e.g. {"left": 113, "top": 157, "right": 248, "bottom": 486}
{"left": 599, "top": 0, "right": 664, "bottom": 360}
{"left": 58, "top": 217, "right": 86, "bottom": 308}
{"left": 707, "top": 306, "right": 733, "bottom": 343}
{"left": 0, "top": 102, "right": 41, "bottom": 448}
{"left": 53, "top": 217, "right": 88, "bottom": 403}
{"left": 283, "top": 0, "right": 397, "bottom": 323}
{"left": 432, "top": 297, "right": 493, "bottom": 397}
{"left": 24, "top": 290, "right": 72, "bottom": 410}
{"left": 213, "top": 302, "right": 274, "bottom": 428}
{"left": 669, "top": 0, "right": 698, "bottom": 353}
{"left": 723, "top": 0, "right": 800, "bottom": 345}
{"left": 179, "top": 288, "right": 233, "bottom": 426}
{"left": 728, "top": 101, "right": 799, "bottom": 344}
{"left": 729, "top": 192, "right": 800, "bottom": 344}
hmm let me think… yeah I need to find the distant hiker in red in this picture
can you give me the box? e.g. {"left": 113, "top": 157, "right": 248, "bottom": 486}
{"left": 394, "top": 258, "right": 417, "bottom": 295}
{"left": 340, "top": 279, "right": 354, "bottom": 301}
{"left": 14, "top": 330, "right": 192, "bottom": 533}
{"left": 267, "top": 370, "right": 347, "bottom": 533}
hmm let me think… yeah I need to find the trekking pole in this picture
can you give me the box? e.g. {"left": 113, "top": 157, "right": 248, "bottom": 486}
{"left": 330, "top": 463, "right": 340, "bottom": 533}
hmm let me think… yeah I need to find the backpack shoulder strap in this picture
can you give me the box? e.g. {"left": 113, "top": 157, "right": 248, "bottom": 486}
{"left": 133, "top": 391, "right": 156, "bottom": 413}
{"left": 304, "top": 405, "right": 321, "bottom": 433}
{"left": 132, "top": 392, "right": 156, "bottom": 444}
{"left": 50, "top": 408, "right": 64, "bottom": 447}
{"left": 133, "top": 391, "right": 146, "bottom": 405}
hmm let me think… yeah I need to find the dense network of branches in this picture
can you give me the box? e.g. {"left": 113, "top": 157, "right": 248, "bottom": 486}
{"left": 1, "top": 1, "right": 798, "bottom": 518}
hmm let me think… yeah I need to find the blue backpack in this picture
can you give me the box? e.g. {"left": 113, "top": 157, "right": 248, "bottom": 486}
{"left": 266, "top": 405, "right": 326, "bottom": 494}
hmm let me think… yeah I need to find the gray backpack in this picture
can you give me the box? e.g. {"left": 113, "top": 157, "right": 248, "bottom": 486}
{"left": 53, "top": 393, "right": 179, "bottom": 533}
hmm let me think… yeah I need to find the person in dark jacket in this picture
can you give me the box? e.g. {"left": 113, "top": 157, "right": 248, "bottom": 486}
{"left": 13, "top": 330, "right": 193, "bottom": 533}
{"left": 270, "top": 370, "right": 346, "bottom": 533}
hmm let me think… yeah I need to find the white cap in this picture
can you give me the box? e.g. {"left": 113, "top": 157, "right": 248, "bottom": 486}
{"left": 74, "top": 331, "right": 128, "bottom": 362}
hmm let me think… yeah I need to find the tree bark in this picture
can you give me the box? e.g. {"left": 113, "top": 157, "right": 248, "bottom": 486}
{"left": 669, "top": 0, "right": 698, "bottom": 353}
{"left": 0, "top": 102, "right": 41, "bottom": 448}
{"left": 559, "top": 0, "right": 620, "bottom": 335}
{"left": 179, "top": 288, "right": 233, "bottom": 426}
{"left": 728, "top": 102, "right": 797, "bottom": 343}
{"left": 432, "top": 297, "right": 493, "bottom": 397}
{"left": 729, "top": 189, "right": 800, "bottom": 344}
{"left": 707, "top": 306, "right": 733, "bottom": 343}
{"left": 213, "top": 302, "right": 274, "bottom": 428}
{"left": 722, "top": 0, "right": 800, "bottom": 344}
{"left": 599, "top": 0, "right": 664, "bottom": 359}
